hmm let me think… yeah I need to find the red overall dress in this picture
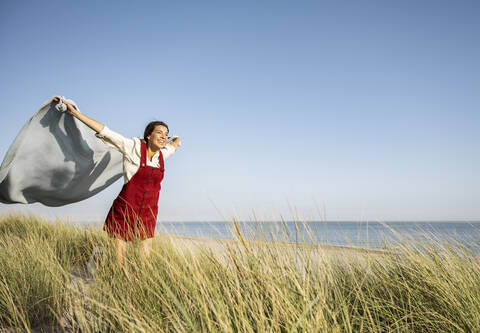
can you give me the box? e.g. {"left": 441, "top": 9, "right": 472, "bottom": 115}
{"left": 104, "top": 140, "right": 164, "bottom": 241}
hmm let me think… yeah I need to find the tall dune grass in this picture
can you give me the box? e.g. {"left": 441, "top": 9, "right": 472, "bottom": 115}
{"left": 0, "top": 213, "right": 479, "bottom": 332}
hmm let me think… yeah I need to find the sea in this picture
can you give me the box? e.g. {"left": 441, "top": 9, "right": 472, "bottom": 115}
{"left": 155, "top": 221, "right": 480, "bottom": 251}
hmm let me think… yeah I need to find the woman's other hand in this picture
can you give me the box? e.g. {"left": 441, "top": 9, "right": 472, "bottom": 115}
{"left": 170, "top": 137, "right": 181, "bottom": 150}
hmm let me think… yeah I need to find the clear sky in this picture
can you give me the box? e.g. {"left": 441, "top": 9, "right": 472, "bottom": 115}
{"left": 0, "top": 0, "right": 479, "bottom": 222}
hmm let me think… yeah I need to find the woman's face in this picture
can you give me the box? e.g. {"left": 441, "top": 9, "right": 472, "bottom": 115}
{"left": 147, "top": 125, "right": 169, "bottom": 150}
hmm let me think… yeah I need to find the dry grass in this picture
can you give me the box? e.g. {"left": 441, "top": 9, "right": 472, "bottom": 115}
{"left": 0, "top": 213, "right": 480, "bottom": 332}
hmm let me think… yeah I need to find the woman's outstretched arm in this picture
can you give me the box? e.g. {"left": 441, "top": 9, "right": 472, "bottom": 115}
{"left": 53, "top": 97, "right": 105, "bottom": 133}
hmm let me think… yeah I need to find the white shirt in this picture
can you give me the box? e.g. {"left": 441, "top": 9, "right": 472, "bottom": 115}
{"left": 96, "top": 126, "right": 176, "bottom": 183}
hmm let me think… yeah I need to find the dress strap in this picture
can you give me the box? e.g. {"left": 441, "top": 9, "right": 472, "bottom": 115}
{"left": 140, "top": 140, "right": 147, "bottom": 167}
{"left": 158, "top": 149, "right": 165, "bottom": 172}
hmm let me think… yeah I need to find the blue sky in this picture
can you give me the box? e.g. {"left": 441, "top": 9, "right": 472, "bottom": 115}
{"left": 0, "top": 1, "right": 478, "bottom": 222}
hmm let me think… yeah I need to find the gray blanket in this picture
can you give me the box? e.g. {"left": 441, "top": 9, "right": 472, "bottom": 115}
{"left": 0, "top": 97, "right": 123, "bottom": 206}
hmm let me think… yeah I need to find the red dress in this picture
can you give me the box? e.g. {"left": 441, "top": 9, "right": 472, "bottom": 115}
{"left": 104, "top": 140, "right": 164, "bottom": 241}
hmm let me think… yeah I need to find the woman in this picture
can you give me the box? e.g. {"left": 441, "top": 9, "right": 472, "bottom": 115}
{"left": 55, "top": 97, "right": 181, "bottom": 268}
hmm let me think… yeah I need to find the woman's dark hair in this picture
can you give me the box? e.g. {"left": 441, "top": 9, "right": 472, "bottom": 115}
{"left": 144, "top": 121, "right": 169, "bottom": 143}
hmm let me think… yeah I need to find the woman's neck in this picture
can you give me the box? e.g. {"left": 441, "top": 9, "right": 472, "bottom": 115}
{"left": 146, "top": 145, "right": 159, "bottom": 161}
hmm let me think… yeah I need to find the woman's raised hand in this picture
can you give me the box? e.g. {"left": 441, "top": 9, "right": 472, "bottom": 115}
{"left": 53, "top": 97, "right": 79, "bottom": 116}
{"left": 51, "top": 96, "right": 104, "bottom": 133}
{"left": 65, "top": 100, "right": 79, "bottom": 115}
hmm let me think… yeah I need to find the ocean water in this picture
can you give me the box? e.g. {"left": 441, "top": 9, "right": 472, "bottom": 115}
{"left": 156, "top": 221, "right": 480, "bottom": 251}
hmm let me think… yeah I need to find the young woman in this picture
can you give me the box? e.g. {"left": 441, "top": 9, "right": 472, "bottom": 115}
{"left": 54, "top": 98, "right": 181, "bottom": 268}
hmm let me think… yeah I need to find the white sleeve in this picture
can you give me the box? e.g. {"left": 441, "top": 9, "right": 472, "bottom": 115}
{"left": 95, "top": 126, "right": 137, "bottom": 160}
{"left": 160, "top": 144, "right": 176, "bottom": 160}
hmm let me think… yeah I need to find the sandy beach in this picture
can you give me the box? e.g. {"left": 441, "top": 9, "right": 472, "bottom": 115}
{"left": 160, "top": 233, "right": 390, "bottom": 271}
{"left": 163, "top": 233, "right": 389, "bottom": 254}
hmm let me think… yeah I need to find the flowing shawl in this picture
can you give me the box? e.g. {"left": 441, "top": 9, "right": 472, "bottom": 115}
{"left": 0, "top": 97, "right": 123, "bottom": 206}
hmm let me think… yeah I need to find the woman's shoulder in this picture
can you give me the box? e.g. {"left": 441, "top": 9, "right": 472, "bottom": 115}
{"left": 131, "top": 137, "right": 144, "bottom": 153}
{"left": 118, "top": 137, "right": 143, "bottom": 162}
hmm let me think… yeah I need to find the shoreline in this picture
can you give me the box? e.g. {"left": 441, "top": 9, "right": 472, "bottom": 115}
{"left": 160, "top": 233, "right": 393, "bottom": 258}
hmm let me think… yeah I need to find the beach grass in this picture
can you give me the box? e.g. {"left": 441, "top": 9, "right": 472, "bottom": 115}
{"left": 1, "top": 213, "right": 480, "bottom": 332}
